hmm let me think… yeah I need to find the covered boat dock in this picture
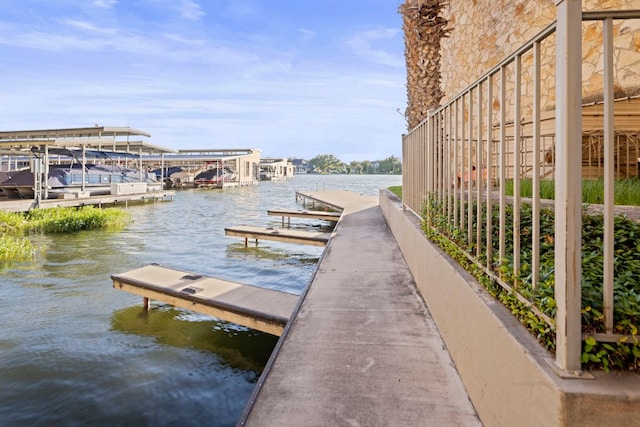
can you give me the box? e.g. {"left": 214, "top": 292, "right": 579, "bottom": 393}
{"left": 139, "top": 148, "right": 261, "bottom": 188}
{"left": 0, "top": 126, "right": 176, "bottom": 210}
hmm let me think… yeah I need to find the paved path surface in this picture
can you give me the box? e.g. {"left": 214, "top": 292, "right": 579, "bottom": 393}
{"left": 240, "top": 190, "right": 481, "bottom": 426}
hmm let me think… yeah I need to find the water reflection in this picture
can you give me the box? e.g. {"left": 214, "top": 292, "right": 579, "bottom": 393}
{"left": 0, "top": 174, "right": 401, "bottom": 426}
{"left": 111, "top": 305, "right": 278, "bottom": 376}
{"left": 225, "top": 242, "right": 320, "bottom": 265}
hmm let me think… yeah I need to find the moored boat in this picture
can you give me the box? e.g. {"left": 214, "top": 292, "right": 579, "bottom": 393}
{"left": 0, "top": 163, "right": 157, "bottom": 199}
{"left": 194, "top": 167, "right": 236, "bottom": 187}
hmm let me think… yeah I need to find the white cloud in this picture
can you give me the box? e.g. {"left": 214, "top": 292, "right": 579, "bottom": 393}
{"left": 298, "top": 29, "right": 317, "bottom": 43}
{"left": 0, "top": 1, "right": 407, "bottom": 161}
{"left": 178, "top": 0, "right": 205, "bottom": 21}
{"left": 345, "top": 27, "right": 404, "bottom": 68}
{"left": 224, "top": 2, "right": 260, "bottom": 19}
{"left": 93, "top": 0, "right": 117, "bottom": 9}
{"left": 62, "top": 19, "right": 118, "bottom": 35}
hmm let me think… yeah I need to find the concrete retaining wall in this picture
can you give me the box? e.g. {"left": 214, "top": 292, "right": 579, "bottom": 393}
{"left": 379, "top": 189, "right": 640, "bottom": 427}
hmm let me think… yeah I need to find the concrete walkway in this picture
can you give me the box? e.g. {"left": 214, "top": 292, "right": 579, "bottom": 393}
{"left": 239, "top": 190, "right": 481, "bottom": 426}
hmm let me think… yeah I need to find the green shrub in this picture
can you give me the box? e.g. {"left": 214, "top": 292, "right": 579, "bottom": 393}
{"left": 24, "top": 206, "right": 131, "bottom": 233}
{"left": 422, "top": 196, "right": 640, "bottom": 371}
{"left": 0, "top": 210, "right": 28, "bottom": 232}
{"left": 0, "top": 234, "right": 36, "bottom": 261}
{"left": 0, "top": 206, "right": 130, "bottom": 262}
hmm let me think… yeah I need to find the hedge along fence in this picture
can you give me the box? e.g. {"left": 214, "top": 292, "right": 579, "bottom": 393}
{"left": 400, "top": 8, "right": 640, "bottom": 373}
{"left": 423, "top": 197, "right": 640, "bottom": 371}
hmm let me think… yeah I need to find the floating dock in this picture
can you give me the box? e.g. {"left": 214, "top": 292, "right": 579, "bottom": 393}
{"left": 267, "top": 208, "right": 341, "bottom": 227}
{"left": 224, "top": 225, "right": 331, "bottom": 247}
{"left": 111, "top": 264, "right": 299, "bottom": 336}
{"left": 0, "top": 191, "right": 174, "bottom": 213}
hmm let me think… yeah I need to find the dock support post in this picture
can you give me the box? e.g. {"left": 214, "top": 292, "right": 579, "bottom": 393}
{"left": 244, "top": 237, "right": 248, "bottom": 248}
{"left": 143, "top": 297, "right": 150, "bottom": 310}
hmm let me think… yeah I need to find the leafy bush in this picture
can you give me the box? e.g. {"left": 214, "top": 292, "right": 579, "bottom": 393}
{"left": 0, "top": 234, "right": 36, "bottom": 261}
{"left": 423, "top": 197, "right": 640, "bottom": 371}
{"left": 0, "top": 210, "right": 28, "bottom": 232}
{"left": 23, "top": 206, "right": 130, "bottom": 233}
{"left": 0, "top": 206, "right": 131, "bottom": 262}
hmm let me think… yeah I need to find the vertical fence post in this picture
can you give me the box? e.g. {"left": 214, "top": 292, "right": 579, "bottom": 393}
{"left": 426, "top": 113, "right": 434, "bottom": 228}
{"left": 513, "top": 55, "right": 522, "bottom": 281}
{"left": 476, "top": 83, "right": 484, "bottom": 258}
{"left": 486, "top": 75, "right": 494, "bottom": 268}
{"left": 402, "top": 133, "right": 408, "bottom": 210}
{"left": 532, "top": 40, "right": 542, "bottom": 289}
{"left": 468, "top": 90, "right": 474, "bottom": 245}
{"left": 554, "top": 0, "right": 583, "bottom": 373}
{"left": 448, "top": 105, "right": 454, "bottom": 223}
{"left": 460, "top": 97, "right": 466, "bottom": 232}
{"left": 603, "top": 17, "right": 615, "bottom": 334}
{"left": 453, "top": 99, "right": 459, "bottom": 227}
{"left": 499, "top": 66, "right": 507, "bottom": 266}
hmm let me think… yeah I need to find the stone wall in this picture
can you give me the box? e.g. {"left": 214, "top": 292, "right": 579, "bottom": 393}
{"left": 400, "top": 1, "right": 640, "bottom": 127}
{"left": 439, "top": 0, "right": 640, "bottom": 111}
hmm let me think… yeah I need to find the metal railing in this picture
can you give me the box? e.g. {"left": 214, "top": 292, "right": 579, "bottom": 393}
{"left": 402, "top": 2, "right": 640, "bottom": 372}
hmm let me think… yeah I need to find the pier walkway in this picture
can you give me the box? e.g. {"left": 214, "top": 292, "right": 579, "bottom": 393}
{"left": 112, "top": 264, "right": 298, "bottom": 336}
{"left": 239, "top": 190, "right": 480, "bottom": 426}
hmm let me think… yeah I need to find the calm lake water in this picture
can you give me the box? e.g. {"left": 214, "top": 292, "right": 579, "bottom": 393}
{"left": 0, "top": 174, "right": 401, "bottom": 427}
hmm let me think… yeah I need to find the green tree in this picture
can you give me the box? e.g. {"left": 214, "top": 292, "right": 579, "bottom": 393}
{"left": 379, "top": 155, "right": 402, "bottom": 174}
{"left": 361, "top": 160, "right": 372, "bottom": 174}
{"left": 349, "top": 160, "right": 363, "bottom": 174}
{"left": 309, "top": 154, "right": 344, "bottom": 173}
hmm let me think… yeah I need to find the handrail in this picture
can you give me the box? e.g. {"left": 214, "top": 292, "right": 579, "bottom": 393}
{"left": 402, "top": 8, "right": 640, "bottom": 372}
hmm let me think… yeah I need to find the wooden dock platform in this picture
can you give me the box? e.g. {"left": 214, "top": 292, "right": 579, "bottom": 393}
{"left": 267, "top": 208, "right": 341, "bottom": 227}
{"left": 111, "top": 264, "right": 299, "bottom": 336}
{"left": 224, "top": 225, "right": 331, "bottom": 247}
{"left": 0, "top": 191, "right": 175, "bottom": 212}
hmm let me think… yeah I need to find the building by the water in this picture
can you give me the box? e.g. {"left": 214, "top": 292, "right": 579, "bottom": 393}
{"left": 259, "top": 158, "right": 294, "bottom": 181}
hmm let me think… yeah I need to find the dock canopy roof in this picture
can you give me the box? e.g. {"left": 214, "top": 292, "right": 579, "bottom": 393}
{"left": 31, "top": 147, "right": 140, "bottom": 160}
{"left": 0, "top": 126, "right": 176, "bottom": 155}
{"left": 140, "top": 148, "right": 260, "bottom": 163}
{"left": 0, "top": 126, "right": 151, "bottom": 140}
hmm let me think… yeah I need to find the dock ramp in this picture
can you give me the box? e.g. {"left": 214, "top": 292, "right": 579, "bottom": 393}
{"left": 267, "top": 209, "right": 341, "bottom": 227}
{"left": 225, "top": 225, "right": 331, "bottom": 247}
{"left": 111, "top": 264, "right": 298, "bottom": 336}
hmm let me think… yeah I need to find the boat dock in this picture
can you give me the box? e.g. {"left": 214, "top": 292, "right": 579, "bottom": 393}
{"left": 111, "top": 264, "right": 298, "bottom": 336}
{"left": 267, "top": 208, "right": 341, "bottom": 227}
{"left": 0, "top": 190, "right": 175, "bottom": 213}
{"left": 109, "top": 189, "right": 479, "bottom": 425}
{"left": 224, "top": 225, "right": 331, "bottom": 247}
{"left": 238, "top": 190, "right": 480, "bottom": 426}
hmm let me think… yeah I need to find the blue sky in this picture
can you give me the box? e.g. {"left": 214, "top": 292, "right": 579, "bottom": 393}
{"left": 0, "top": 0, "right": 407, "bottom": 162}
